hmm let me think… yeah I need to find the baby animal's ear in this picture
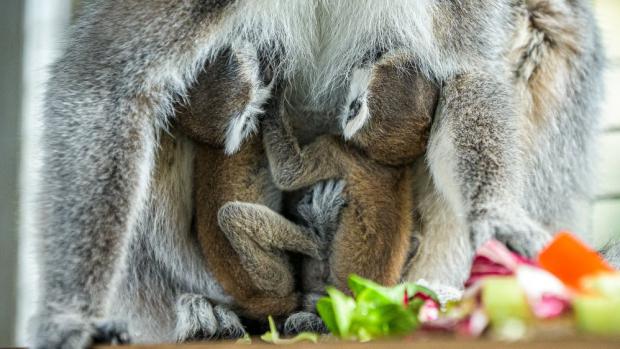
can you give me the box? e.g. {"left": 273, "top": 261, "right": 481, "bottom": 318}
{"left": 224, "top": 41, "right": 274, "bottom": 155}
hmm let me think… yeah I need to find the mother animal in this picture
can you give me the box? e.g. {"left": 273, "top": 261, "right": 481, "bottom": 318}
{"left": 30, "top": 0, "right": 604, "bottom": 348}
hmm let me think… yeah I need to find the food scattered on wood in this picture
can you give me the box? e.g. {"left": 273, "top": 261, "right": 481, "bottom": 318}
{"left": 259, "top": 232, "right": 620, "bottom": 344}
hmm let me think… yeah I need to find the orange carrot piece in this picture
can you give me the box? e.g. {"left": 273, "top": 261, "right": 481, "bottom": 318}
{"left": 537, "top": 232, "right": 614, "bottom": 290}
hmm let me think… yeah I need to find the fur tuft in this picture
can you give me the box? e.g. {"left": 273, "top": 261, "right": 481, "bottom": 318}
{"left": 210, "top": 0, "right": 508, "bottom": 110}
{"left": 224, "top": 42, "right": 273, "bottom": 155}
{"left": 341, "top": 68, "right": 372, "bottom": 140}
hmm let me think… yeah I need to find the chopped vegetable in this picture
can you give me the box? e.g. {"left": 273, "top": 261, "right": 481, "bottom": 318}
{"left": 538, "top": 232, "right": 614, "bottom": 290}
{"left": 236, "top": 333, "right": 252, "bottom": 344}
{"left": 260, "top": 316, "right": 319, "bottom": 344}
{"left": 580, "top": 272, "right": 620, "bottom": 297}
{"left": 317, "top": 288, "right": 355, "bottom": 338}
{"left": 515, "top": 264, "right": 570, "bottom": 319}
{"left": 481, "top": 276, "right": 531, "bottom": 325}
{"left": 573, "top": 295, "right": 620, "bottom": 335}
{"left": 573, "top": 272, "right": 620, "bottom": 335}
{"left": 314, "top": 232, "right": 620, "bottom": 341}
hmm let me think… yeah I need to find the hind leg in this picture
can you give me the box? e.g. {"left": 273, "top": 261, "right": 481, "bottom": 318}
{"left": 218, "top": 202, "right": 321, "bottom": 295}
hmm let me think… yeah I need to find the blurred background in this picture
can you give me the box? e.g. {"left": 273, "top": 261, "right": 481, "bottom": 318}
{"left": 0, "top": 0, "right": 619, "bottom": 346}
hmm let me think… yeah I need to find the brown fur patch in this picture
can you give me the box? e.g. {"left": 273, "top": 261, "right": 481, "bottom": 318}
{"left": 327, "top": 60, "right": 435, "bottom": 289}
{"left": 329, "top": 152, "right": 415, "bottom": 291}
{"left": 263, "top": 61, "right": 435, "bottom": 292}
{"left": 193, "top": 137, "right": 298, "bottom": 318}
{"left": 511, "top": 0, "right": 583, "bottom": 130}
{"left": 175, "top": 49, "right": 251, "bottom": 146}
{"left": 352, "top": 58, "right": 438, "bottom": 166}
{"left": 176, "top": 50, "right": 299, "bottom": 318}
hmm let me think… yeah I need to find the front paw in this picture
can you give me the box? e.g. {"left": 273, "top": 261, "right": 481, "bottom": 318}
{"left": 470, "top": 208, "right": 551, "bottom": 258}
{"left": 297, "top": 179, "right": 346, "bottom": 243}
{"left": 175, "top": 294, "right": 245, "bottom": 342}
{"left": 92, "top": 320, "right": 130, "bottom": 345}
{"left": 283, "top": 312, "right": 328, "bottom": 336}
{"left": 30, "top": 313, "right": 130, "bottom": 349}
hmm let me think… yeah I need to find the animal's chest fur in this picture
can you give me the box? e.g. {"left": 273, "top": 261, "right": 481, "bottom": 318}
{"left": 217, "top": 0, "right": 438, "bottom": 114}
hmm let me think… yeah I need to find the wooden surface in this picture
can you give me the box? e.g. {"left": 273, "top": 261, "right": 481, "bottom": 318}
{"left": 96, "top": 337, "right": 620, "bottom": 349}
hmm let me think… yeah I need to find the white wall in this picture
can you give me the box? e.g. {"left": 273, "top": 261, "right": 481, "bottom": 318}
{"left": 0, "top": 1, "right": 24, "bottom": 346}
{"left": 16, "top": 0, "right": 72, "bottom": 346}
{"left": 593, "top": 0, "right": 620, "bottom": 247}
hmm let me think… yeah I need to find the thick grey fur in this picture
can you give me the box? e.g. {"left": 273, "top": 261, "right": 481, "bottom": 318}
{"left": 29, "top": 0, "right": 607, "bottom": 348}
{"left": 283, "top": 179, "right": 346, "bottom": 335}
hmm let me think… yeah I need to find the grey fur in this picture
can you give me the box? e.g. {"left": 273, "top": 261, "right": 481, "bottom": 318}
{"left": 405, "top": 0, "right": 605, "bottom": 286}
{"left": 282, "top": 179, "right": 346, "bottom": 336}
{"left": 601, "top": 241, "right": 620, "bottom": 269}
{"left": 174, "top": 294, "right": 244, "bottom": 342}
{"left": 30, "top": 0, "right": 606, "bottom": 348}
{"left": 283, "top": 312, "right": 328, "bottom": 336}
{"left": 297, "top": 179, "right": 346, "bottom": 297}
{"left": 435, "top": 71, "right": 551, "bottom": 257}
{"left": 297, "top": 179, "right": 346, "bottom": 248}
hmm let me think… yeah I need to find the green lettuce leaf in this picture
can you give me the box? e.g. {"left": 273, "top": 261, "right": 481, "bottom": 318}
{"left": 260, "top": 316, "right": 319, "bottom": 344}
{"left": 317, "top": 274, "right": 438, "bottom": 341}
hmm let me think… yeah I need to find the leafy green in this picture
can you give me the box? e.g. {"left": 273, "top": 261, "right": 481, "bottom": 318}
{"left": 236, "top": 333, "right": 252, "bottom": 344}
{"left": 316, "top": 274, "right": 439, "bottom": 341}
{"left": 316, "top": 297, "right": 338, "bottom": 336}
{"left": 260, "top": 316, "right": 319, "bottom": 344}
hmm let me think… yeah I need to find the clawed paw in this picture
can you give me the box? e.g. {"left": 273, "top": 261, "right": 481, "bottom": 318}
{"left": 470, "top": 208, "right": 551, "bottom": 258}
{"left": 30, "top": 313, "right": 131, "bottom": 349}
{"left": 175, "top": 294, "right": 245, "bottom": 342}
{"left": 92, "top": 320, "right": 130, "bottom": 345}
{"left": 283, "top": 311, "right": 328, "bottom": 336}
{"left": 297, "top": 179, "right": 346, "bottom": 244}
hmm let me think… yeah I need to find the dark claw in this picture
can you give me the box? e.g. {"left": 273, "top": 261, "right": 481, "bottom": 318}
{"left": 93, "top": 322, "right": 131, "bottom": 345}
